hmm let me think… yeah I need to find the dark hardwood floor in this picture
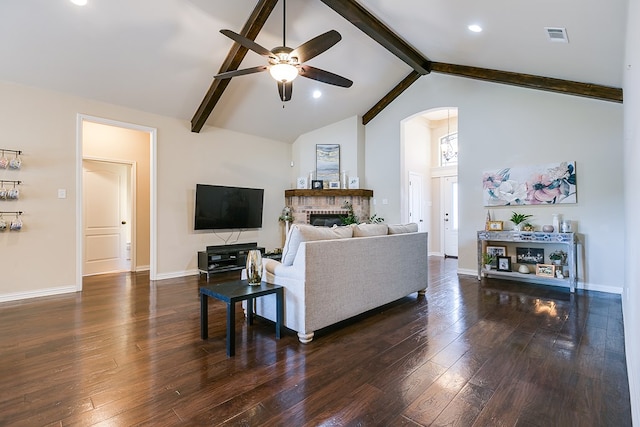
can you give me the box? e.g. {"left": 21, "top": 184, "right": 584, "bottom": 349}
{"left": 0, "top": 258, "right": 631, "bottom": 426}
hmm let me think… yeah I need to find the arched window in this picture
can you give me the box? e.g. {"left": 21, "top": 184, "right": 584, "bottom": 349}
{"left": 440, "top": 132, "right": 458, "bottom": 166}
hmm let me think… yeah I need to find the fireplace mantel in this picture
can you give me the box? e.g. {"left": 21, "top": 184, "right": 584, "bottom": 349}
{"left": 284, "top": 189, "right": 374, "bottom": 225}
{"left": 284, "top": 189, "right": 373, "bottom": 198}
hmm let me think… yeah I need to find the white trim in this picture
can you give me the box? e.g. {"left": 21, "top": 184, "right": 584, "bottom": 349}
{"left": 0, "top": 286, "right": 77, "bottom": 303}
{"left": 154, "top": 269, "right": 200, "bottom": 280}
{"left": 457, "top": 269, "right": 623, "bottom": 294}
{"left": 431, "top": 165, "right": 458, "bottom": 178}
{"left": 76, "top": 114, "right": 158, "bottom": 289}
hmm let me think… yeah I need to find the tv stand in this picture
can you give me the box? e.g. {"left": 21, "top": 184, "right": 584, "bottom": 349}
{"left": 198, "top": 243, "right": 264, "bottom": 280}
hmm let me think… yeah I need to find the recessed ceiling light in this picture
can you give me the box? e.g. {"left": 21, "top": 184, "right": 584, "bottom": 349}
{"left": 70, "top": 0, "right": 88, "bottom": 6}
{"left": 468, "top": 24, "right": 483, "bottom": 33}
{"left": 312, "top": 90, "right": 322, "bottom": 99}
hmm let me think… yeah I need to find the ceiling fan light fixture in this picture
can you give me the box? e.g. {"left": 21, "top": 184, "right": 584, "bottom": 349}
{"left": 269, "top": 63, "right": 299, "bottom": 83}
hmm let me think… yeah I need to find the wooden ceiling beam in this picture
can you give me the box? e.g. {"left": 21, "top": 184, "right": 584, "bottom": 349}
{"left": 362, "top": 71, "right": 421, "bottom": 125}
{"left": 319, "top": 0, "right": 431, "bottom": 75}
{"left": 191, "top": 0, "right": 279, "bottom": 133}
{"left": 431, "top": 62, "right": 623, "bottom": 103}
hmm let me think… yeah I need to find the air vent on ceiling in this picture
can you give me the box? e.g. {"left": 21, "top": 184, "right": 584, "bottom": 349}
{"left": 545, "top": 27, "right": 569, "bottom": 43}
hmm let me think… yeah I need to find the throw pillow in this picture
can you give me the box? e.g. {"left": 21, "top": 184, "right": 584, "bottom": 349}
{"left": 351, "top": 223, "right": 389, "bottom": 237}
{"left": 387, "top": 223, "right": 419, "bottom": 234}
{"left": 281, "top": 224, "right": 353, "bottom": 266}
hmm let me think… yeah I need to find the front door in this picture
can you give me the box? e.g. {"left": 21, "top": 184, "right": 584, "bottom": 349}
{"left": 443, "top": 176, "right": 458, "bottom": 257}
{"left": 83, "top": 160, "right": 131, "bottom": 275}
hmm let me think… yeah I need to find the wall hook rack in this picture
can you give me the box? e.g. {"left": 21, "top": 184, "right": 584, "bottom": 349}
{"left": 0, "top": 149, "right": 22, "bottom": 155}
{"left": 0, "top": 180, "right": 22, "bottom": 185}
{"left": 0, "top": 211, "right": 23, "bottom": 215}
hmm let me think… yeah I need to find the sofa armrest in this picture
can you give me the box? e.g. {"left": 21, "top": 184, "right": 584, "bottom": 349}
{"left": 264, "top": 258, "right": 304, "bottom": 280}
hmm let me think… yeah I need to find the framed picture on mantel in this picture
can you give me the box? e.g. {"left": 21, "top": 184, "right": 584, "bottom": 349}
{"left": 316, "top": 144, "right": 340, "bottom": 184}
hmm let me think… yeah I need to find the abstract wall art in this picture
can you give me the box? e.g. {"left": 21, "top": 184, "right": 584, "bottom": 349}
{"left": 482, "top": 161, "right": 576, "bottom": 206}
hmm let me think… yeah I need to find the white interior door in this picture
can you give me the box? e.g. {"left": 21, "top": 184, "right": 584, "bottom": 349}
{"left": 408, "top": 172, "right": 425, "bottom": 231}
{"left": 83, "top": 160, "right": 131, "bottom": 275}
{"left": 443, "top": 176, "right": 458, "bottom": 257}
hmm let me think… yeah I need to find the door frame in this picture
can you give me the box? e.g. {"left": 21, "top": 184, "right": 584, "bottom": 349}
{"left": 408, "top": 171, "right": 425, "bottom": 231}
{"left": 441, "top": 175, "right": 458, "bottom": 257}
{"left": 76, "top": 114, "right": 157, "bottom": 291}
{"left": 82, "top": 157, "right": 137, "bottom": 275}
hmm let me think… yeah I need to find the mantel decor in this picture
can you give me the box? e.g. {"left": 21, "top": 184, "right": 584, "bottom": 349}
{"left": 316, "top": 144, "right": 340, "bottom": 185}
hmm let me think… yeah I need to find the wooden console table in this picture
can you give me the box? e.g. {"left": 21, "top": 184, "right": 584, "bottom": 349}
{"left": 477, "top": 231, "right": 579, "bottom": 292}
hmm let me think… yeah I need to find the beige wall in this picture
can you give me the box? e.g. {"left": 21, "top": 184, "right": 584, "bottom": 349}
{"left": 83, "top": 121, "right": 151, "bottom": 270}
{"left": 291, "top": 115, "right": 365, "bottom": 189}
{"left": 365, "top": 73, "right": 624, "bottom": 293}
{"left": 0, "top": 80, "right": 290, "bottom": 300}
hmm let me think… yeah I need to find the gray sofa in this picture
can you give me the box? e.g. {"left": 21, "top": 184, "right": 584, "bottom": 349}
{"left": 251, "top": 223, "right": 428, "bottom": 343}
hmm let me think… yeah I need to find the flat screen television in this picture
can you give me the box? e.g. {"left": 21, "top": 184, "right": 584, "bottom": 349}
{"left": 194, "top": 184, "right": 264, "bottom": 230}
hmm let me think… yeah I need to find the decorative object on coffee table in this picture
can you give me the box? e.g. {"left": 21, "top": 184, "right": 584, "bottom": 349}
{"left": 245, "top": 249, "right": 263, "bottom": 285}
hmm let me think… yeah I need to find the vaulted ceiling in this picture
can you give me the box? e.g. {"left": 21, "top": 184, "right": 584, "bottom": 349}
{"left": 0, "top": 0, "right": 628, "bottom": 142}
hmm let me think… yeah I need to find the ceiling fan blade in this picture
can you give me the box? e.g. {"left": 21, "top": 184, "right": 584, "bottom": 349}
{"left": 278, "top": 81, "right": 293, "bottom": 102}
{"left": 299, "top": 65, "right": 353, "bottom": 88}
{"left": 214, "top": 65, "right": 268, "bottom": 79}
{"left": 290, "top": 30, "right": 342, "bottom": 63}
{"left": 220, "top": 29, "right": 274, "bottom": 58}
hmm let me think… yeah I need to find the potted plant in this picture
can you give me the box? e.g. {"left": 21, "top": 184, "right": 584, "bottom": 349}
{"left": 549, "top": 249, "right": 567, "bottom": 265}
{"left": 340, "top": 201, "right": 359, "bottom": 225}
{"left": 482, "top": 252, "right": 496, "bottom": 270}
{"left": 521, "top": 222, "right": 535, "bottom": 232}
{"left": 278, "top": 206, "right": 294, "bottom": 235}
{"left": 510, "top": 212, "right": 533, "bottom": 231}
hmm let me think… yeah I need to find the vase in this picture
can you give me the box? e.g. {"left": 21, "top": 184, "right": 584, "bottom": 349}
{"left": 245, "top": 249, "right": 263, "bottom": 285}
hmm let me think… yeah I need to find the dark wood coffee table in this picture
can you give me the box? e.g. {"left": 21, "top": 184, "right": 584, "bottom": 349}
{"left": 200, "top": 280, "right": 283, "bottom": 356}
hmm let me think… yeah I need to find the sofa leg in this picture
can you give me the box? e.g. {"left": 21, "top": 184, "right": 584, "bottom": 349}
{"left": 418, "top": 289, "right": 427, "bottom": 295}
{"left": 297, "top": 331, "right": 314, "bottom": 344}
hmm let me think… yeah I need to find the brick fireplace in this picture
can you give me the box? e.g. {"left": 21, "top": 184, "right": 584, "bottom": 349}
{"left": 284, "top": 189, "right": 374, "bottom": 225}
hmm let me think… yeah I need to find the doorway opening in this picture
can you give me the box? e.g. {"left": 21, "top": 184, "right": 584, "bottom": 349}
{"left": 76, "top": 115, "right": 157, "bottom": 289}
{"left": 401, "top": 107, "right": 458, "bottom": 257}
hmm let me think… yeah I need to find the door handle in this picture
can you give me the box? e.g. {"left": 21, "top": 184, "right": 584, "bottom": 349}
{"left": 121, "top": 221, "right": 127, "bottom": 225}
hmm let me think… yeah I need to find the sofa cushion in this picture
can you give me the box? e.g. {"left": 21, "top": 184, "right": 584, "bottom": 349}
{"left": 281, "top": 224, "right": 353, "bottom": 266}
{"left": 388, "top": 223, "right": 419, "bottom": 234}
{"left": 351, "top": 223, "right": 389, "bottom": 237}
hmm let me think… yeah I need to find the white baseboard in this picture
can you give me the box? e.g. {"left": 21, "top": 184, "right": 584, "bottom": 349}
{"left": 0, "top": 286, "right": 77, "bottom": 303}
{"left": 135, "top": 265, "right": 150, "bottom": 272}
{"left": 457, "top": 268, "right": 477, "bottom": 277}
{"left": 153, "top": 269, "right": 199, "bottom": 280}
{"left": 457, "top": 268, "right": 622, "bottom": 294}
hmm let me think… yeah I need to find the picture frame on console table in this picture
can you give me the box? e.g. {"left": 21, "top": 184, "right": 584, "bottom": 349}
{"left": 536, "top": 264, "right": 556, "bottom": 278}
{"left": 497, "top": 256, "right": 512, "bottom": 272}
{"left": 487, "top": 221, "right": 503, "bottom": 231}
{"left": 311, "top": 180, "right": 324, "bottom": 190}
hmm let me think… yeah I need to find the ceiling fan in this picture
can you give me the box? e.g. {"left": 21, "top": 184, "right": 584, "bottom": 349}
{"left": 213, "top": 0, "right": 353, "bottom": 102}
